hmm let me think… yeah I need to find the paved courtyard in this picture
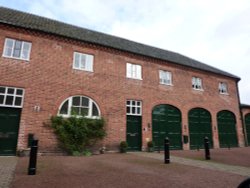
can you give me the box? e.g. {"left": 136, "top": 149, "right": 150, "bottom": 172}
{"left": 1, "top": 148, "right": 249, "bottom": 188}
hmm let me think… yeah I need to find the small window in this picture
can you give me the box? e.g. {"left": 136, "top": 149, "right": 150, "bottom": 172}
{"left": 219, "top": 82, "right": 228, "bottom": 94}
{"left": 192, "top": 77, "right": 203, "bottom": 90}
{"left": 0, "top": 86, "right": 25, "bottom": 108}
{"left": 159, "top": 70, "right": 172, "bottom": 85}
{"left": 73, "top": 52, "right": 93, "bottom": 72}
{"left": 126, "top": 100, "right": 142, "bottom": 116}
{"left": 58, "top": 96, "right": 100, "bottom": 118}
{"left": 126, "top": 63, "right": 142, "bottom": 80}
{"left": 3, "top": 38, "right": 31, "bottom": 60}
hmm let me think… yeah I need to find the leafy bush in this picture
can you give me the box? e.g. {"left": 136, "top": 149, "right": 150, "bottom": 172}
{"left": 50, "top": 116, "right": 106, "bottom": 155}
{"left": 147, "top": 141, "right": 154, "bottom": 148}
{"left": 120, "top": 141, "right": 128, "bottom": 153}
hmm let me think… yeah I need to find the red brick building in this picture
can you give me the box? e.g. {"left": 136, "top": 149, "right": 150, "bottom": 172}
{"left": 0, "top": 7, "right": 247, "bottom": 155}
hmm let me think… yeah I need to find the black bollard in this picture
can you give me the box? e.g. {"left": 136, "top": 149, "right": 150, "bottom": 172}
{"left": 164, "top": 137, "right": 170, "bottom": 164}
{"left": 204, "top": 137, "right": 210, "bottom": 160}
{"left": 28, "top": 139, "right": 38, "bottom": 175}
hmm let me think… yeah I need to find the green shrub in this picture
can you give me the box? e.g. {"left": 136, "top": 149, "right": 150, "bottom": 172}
{"left": 147, "top": 141, "right": 154, "bottom": 152}
{"left": 50, "top": 116, "right": 106, "bottom": 155}
{"left": 120, "top": 141, "right": 128, "bottom": 153}
{"left": 147, "top": 141, "right": 154, "bottom": 148}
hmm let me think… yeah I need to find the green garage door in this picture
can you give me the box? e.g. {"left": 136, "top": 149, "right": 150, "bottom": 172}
{"left": 126, "top": 115, "right": 142, "bottom": 151}
{"left": 245, "top": 113, "right": 250, "bottom": 145}
{"left": 217, "top": 110, "right": 238, "bottom": 148}
{"left": 152, "top": 104, "right": 182, "bottom": 150}
{"left": 188, "top": 108, "right": 213, "bottom": 150}
{"left": 0, "top": 107, "right": 21, "bottom": 155}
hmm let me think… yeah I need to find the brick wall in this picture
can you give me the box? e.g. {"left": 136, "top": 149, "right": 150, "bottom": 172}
{"left": 0, "top": 25, "right": 245, "bottom": 152}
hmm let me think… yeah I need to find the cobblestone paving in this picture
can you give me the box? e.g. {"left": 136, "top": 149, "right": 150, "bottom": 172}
{"left": 0, "top": 157, "right": 18, "bottom": 188}
{"left": 132, "top": 152, "right": 250, "bottom": 177}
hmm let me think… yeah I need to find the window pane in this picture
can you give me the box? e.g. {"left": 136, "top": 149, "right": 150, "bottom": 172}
{"left": 16, "top": 89, "right": 23, "bottom": 95}
{"left": 71, "top": 107, "right": 80, "bottom": 115}
{"left": 132, "top": 101, "right": 136, "bottom": 105}
{"left": 13, "top": 40, "right": 22, "bottom": 58}
{"left": 0, "top": 87, "right": 5, "bottom": 93}
{"left": 126, "top": 63, "right": 132, "bottom": 78}
{"left": 127, "top": 106, "right": 130, "bottom": 114}
{"left": 80, "top": 54, "right": 86, "bottom": 69}
{"left": 132, "top": 107, "right": 136, "bottom": 114}
{"left": 59, "top": 100, "right": 68, "bottom": 114}
{"left": 85, "top": 55, "right": 93, "bottom": 71}
{"left": 137, "top": 108, "right": 141, "bottom": 114}
{"left": 21, "top": 42, "right": 31, "bottom": 60}
{"left": 137, "top": 101, "right": 141, "bottom": 106}
{"left": 74, "top": 53, "right": 80, "bottom": 68}
{"left": 14, "top": 97, "right": 22, "bottom": 106}
{"left": 7, "top": 88, "right": 15, "bottom": 94}
{"left": 0, "top": 95, "right": 4, "bottom": 104}
{"left": 72, "top": 97, "right": 80, "bottom": 106}
{"left": 3, "top": 39, "right": 14, "bottom": 56}
{"left": 127, "top": 100, "right": 130, "bottom": 105}
{"left": 80, "top": 108, "right": 88, "bottom": 116}
{"left": 6, "top": 96, "right": 14, "bottom": 105}
{"left": 92, "top": 103, "right": 99, "bottom": 116}
{"left": 81, "top": 97, "right": 89, "bottom": 107}
{"left": 136, "top": 65, "right": 142, "bottom": 79}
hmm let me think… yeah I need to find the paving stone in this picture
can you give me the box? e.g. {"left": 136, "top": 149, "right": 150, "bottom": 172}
{"left": 0, "top": 157, "right": 18, "bottom": 188}
{"left": 131, "top": 152, "right": 250, "bottom": 176}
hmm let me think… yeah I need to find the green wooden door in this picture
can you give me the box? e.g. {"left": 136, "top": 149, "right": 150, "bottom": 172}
{"left": 244, "top": 113, "right": 250, "bottom": 145}
{"left": 217, "top": 110, "right": 238, "bottom": 148}
{"left": 152, "top": 104, "right": 182, "bottom": 150}
{"left": 0, "top": 107, "right": 21, "bottom": 155}
{"left": 126, "top": 115, "right": 142, "bottom": 151}
{"left": 188, "top": 108, "right": 213, "bottom": 150}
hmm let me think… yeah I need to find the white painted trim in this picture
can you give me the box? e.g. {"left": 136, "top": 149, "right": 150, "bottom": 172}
{"left": 0, "top": 86, "right": 25, "bottom": 108}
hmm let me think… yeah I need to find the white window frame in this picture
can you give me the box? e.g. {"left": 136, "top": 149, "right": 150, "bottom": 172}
{"left": 73, "top": 52, "right": 94, "bottom": 72}
{"left": 126, "top": 63, "right": 142, "bottom": 80}
{"left": 2, "top": 38, "right": 32, "bottom": 61}
{"left": 192, "top": 77, "right": 203, "bottom": 90}
{"left": 126, "top": 100, "right": 142, "bottom": 116}
{"left": 159, "top": 70, "right": 172, "bottom": 85}
{"left": 219, "top": 82, "right": 228, "bottom": 94}
{"left": 58, "top": 96, "right": 100, "bottom": 118}
{"left": 0, "top": 86, "right": 25, "bottom": 108}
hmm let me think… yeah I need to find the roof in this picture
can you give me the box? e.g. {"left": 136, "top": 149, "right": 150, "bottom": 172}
{"left": 0, "top": 6, "right": 240, "bottom": 80}
{"left": 241, "top": 104, "right": 250, "bottom": 109}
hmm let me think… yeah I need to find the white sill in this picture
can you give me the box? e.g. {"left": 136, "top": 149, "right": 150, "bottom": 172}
{"left": 160, "top": 83, "right": 173, "bottom": 86}
{"left": 192, "top": 88, "right": 204, "bottom": 91}
{"left": 126, "top": 76, "right": 143, "bottom": 81}
{"left": 219, "top": 92, "right": 229, "bottom": 95}
{"left": 2, "top": 55, "right": 30, "bottom": 62}
{"left": 72, "top": 67, "right": 94, "bottom": 72}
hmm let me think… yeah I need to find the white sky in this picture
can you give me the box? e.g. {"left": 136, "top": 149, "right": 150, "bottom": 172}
{"left": 1, "top": 0, "right": 249, "bottom": 104}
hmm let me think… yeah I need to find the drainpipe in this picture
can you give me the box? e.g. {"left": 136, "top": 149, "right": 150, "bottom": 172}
{"left": 236, "top": 80, "right": 248, "bottom": 146}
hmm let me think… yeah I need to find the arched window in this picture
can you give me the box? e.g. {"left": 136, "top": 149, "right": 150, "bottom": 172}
{"left": 58, "top": 96, "right": 100, "bottom": 118}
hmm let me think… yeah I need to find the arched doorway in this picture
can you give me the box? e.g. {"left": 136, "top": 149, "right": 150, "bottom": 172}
{"left": 217, "top": 110, "right": 238, "bottom": 148}
{"left": 188, "top": 108, "right": 213, "bottom": 149}
{"left": 152, "top": 104, "right": 182, "bottom": 150}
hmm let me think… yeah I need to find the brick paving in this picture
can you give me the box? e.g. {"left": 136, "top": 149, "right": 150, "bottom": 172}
{"left": 131, "top": 152, "right": 250, "bottom": 176}
{"left": 0, "top": 157, "right": 18, "bottom": 188}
